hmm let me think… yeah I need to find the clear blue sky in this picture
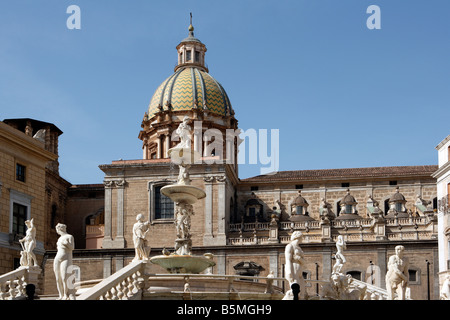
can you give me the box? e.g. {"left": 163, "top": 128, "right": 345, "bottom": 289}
{"left": 1, "top": 0, "right": 449, "bottom": 184}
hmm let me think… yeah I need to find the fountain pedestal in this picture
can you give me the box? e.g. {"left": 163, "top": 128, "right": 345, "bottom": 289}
{"left": 150, "top": 138, "right": 215, "bottom": 274}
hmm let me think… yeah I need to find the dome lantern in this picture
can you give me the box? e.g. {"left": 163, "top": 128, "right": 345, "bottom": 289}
{"left": 175, "top": 13, "right": 208, "bottom": 73}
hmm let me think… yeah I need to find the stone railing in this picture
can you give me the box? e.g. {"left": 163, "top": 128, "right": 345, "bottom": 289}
{"left": 350, "top": 278, "right": 390, "bottom": 300}
{"left": 0, "top": 266, "right": 41, "bottom": 300}
{"left": 77, "top": 260, "right": 146, "bottom": 300}
{"left": 228, "top": 214, "right": 438, "bottom": 245}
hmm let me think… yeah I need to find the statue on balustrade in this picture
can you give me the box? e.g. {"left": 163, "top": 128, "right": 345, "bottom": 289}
{"left": 332, "top": 235, "right": 346, "bottom": 274}
{"left": 133, "top": 214, "right": 150, "bottom": 261}
{"left": 19, "top": 219, "right": 38, "bottom": 268}
{"left": 54, "top": 223, "right": 76, "bottom": 300}
{"left": 283, "top": 231, "right": 306, "bottom": 300}
{"left": 385, "top": 245, "right": 409, "bottom": 300}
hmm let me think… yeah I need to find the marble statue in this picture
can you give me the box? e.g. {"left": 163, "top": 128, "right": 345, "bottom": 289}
{"left": 175, "top": 116, "right": 191, "bottom": 149}
{"left": 283, "top": 231, "right": 306, "bottom": 299}
{"left": 440, "top": 274, "right": 450, "bottom": 300}
{"left": 332, "top": 235, "right": 346, "bottom": 274}
{"left": 177, "top": 163, "right": 191, "bottom": 185}
{"left": 385, "top": 245, "right": 409, "bottom": 300}
{"left": 175, "top": 202, "right": 193, "bottom": 240}
{"left": 133, "top": 214, "right": 150, "bottom": 261}
{"left": 321, "top": 273, "right": 366, "bottom": 300}
{"left": 265, "top": 271, "right": 275, "bottom": 294}
{"left": 19, "top": 219, "right": 38, "bottom": 268}
{"left": 54, "top": 223, "right": 75, "bottom": 300}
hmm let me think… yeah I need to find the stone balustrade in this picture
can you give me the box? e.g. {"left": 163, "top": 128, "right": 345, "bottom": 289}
{"left": 228, "top": 214, "right": 438, "bottom": 245}
{"left": 77, "top": 260, "right": 146, "bottom": 300}
{"left": 0, "top": 266, "right": 40, "bottom": 300}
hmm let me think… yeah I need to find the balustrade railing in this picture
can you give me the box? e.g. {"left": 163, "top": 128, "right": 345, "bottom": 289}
{"left": 77, "top": 260, "right": 146, "bottom": 300}
{"left": 0, "top": 268, "right": 28, "bottom": 300}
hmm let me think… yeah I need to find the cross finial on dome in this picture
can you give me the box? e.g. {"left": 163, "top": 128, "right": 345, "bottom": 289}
{"left": 189, "top": 12, "right": 194, "bottom": 33}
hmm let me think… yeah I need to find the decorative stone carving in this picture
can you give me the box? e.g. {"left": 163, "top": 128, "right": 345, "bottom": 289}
{"left": 18, "top": 219, "right": 38, "bottom": 268}
{"left": 319, "top": 197, "right": 335, "bottom": 220}
{"left": 132, "top": 214, "right": 150, "bottom": 261}
{"left": 283, "top": 231, "right": 306, "bottom": 300}
{"left": 104, "top": 180, "right": 114, "bottom": 188}
{"left": 174, "top": 202, "right": 194, "bottom": 255}
{"left": 320, "top": 273, "right": 366, "bottom": 300}
{"left": 54, "top": 223, "right": 76, "bottom": 300}
{"left": 385, "top": 245, "right": 409, "bottom": 300}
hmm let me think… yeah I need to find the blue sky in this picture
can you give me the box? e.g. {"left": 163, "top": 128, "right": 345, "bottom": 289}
{"left": 1, "top": 0, "right": 449, "bottom": 184}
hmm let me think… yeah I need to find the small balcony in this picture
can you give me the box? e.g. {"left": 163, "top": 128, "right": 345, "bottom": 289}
{"left": 85, "top": 224, "right": 104, "bottom": 249}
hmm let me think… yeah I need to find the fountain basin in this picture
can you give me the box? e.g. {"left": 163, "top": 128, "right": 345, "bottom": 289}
{"left": 150, "top": 254, "right": 216, "bottom": 274}
{"left": 161, "top": 184, "right": 206, "bottom": 204}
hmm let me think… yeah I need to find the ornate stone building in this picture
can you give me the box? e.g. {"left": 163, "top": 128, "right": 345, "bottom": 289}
{"left": 432, "top": 134, "right": 450, "bottom": 295}
{"left": 38, "top": 22, "right": 440, "bottom": 300}
{"left": 0, "top": 119, "right": 64, "bottom": 274}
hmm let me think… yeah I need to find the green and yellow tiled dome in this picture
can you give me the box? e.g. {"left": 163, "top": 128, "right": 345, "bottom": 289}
{"left": 147, "top": 67, "right": 232, "bottom": 118}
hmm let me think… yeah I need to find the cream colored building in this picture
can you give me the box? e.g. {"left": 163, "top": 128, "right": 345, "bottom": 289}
{"left": 0, "top": 120, "right": 58, "bottom": 274}
{"left": 432, "top": 134, "right": 450, "bottom": 294}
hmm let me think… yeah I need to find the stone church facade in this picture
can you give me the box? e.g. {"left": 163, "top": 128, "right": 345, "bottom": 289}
{"left": 2, "top": 23, "right": 441, "bottom": 299}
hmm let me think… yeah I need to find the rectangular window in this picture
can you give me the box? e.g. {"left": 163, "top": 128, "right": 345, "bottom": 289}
{"left": 12, "top": 203, "right": 27, "bottom": 236}
{"left": 295, "top": 184, "right": 303, "bottom": 190}
{"left": 408, "top": 270, "right": 417, "bottom": 282}
{"left": 296, "top": 206, "right": 303, "bottom": 215}
{"left": 154, "top": 186, "right": 174, "bottom": 219}
{"left": 195, "top": 51, "right": 200, "bottom": 62}
{"left": 389, "top": 180, "right": 397, "bottom": 186}
{"left": 186, "top": 50, "right": 192, "bottom": 61}
{"left": 345, "top": 204, "right": 353, "bottom": 214}
{"left": 16, "top": 163, "right": 26, "bottom": 182}
{"left": 341, "top": 182, "right": 349, "bottom": 188}
{"left": 250, "top": 186, "right": 259, "bottom": 191}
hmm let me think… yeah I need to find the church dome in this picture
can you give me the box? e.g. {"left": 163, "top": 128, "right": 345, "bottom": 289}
{"left": 147, "top": 67, "right": 232, "bottom": 118}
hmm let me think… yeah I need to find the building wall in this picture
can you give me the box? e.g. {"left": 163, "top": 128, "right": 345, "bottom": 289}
{"left": 433, "top": 135, "right": 450, "bottom": 293}
{"left": 0, "top": 121, "right": 56, "bottom": 274}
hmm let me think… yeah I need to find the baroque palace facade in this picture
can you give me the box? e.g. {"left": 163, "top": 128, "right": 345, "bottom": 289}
{"left": 1, "top": 22, "right": 447, "bottom": 300}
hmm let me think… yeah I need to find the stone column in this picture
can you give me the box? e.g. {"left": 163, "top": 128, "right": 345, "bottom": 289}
{"left": 322, "top": 246, "right": 333, "bottom": 280}
{"left": 112, "top": 179, "right": 126, "bottom": 248}
{"left": 103, "top": 255, "right": 112, "bottom": 278}
{"left": 377, "top": 247, "right": 387, "bottom": 289}
{"left": 268, "top": 250, "right": 280, "bottom": 287}
{"left": 102, "top": 180, "right": 114, "bottom": 248}
{"left": 203, "top": 176, "right": 214, "bottom": 245}
{"left": 157, "top": 134, "right": 162, "bottom": 159}
{"left": 164, "top": 133, "right": 170, "bottom": 158}
{"left": 216, "top": 175, "right": 227, "bottom": 245}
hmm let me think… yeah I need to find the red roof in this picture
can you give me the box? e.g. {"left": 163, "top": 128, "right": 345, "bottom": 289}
{"left": 241, "top": 165, "right": 438, "bottom": 183}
